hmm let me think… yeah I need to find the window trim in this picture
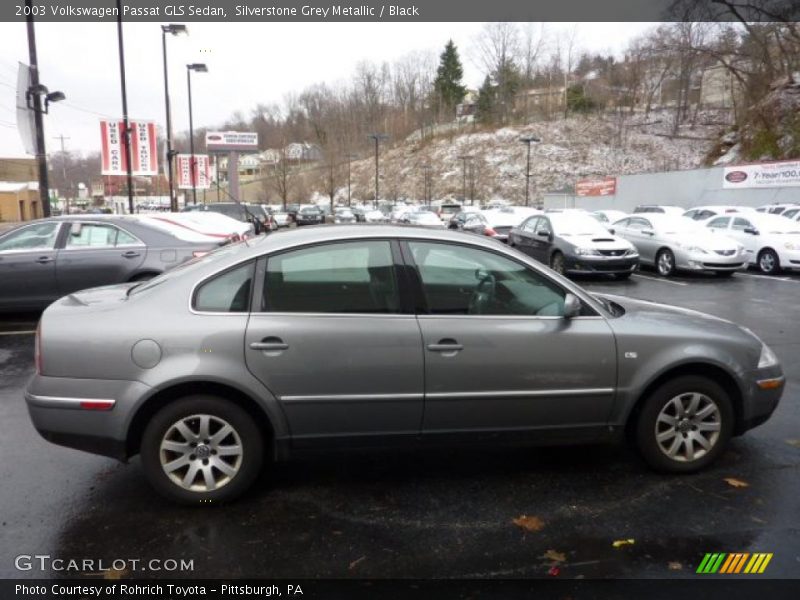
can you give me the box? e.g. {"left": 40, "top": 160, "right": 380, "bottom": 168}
{"left": 398, "top": 238, "right": 601, "bottom": 319}
{"left": 59, "top": 220, "right": 145, "bottom": 251}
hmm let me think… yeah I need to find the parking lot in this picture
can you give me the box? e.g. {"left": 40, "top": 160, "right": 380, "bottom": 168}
{"left": 0, "top": 267, "right": 798, "bottom": 580}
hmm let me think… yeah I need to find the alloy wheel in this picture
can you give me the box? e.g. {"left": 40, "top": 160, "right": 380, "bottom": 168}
{"left": 657, "top": 250, "right": 674, "bottom": 276}
{"left": 654, "top": 392, "right": 721, "bottom": 462}
{"left": 159, "top": 414, "right": 243, "bottom": 492}
{"left": 758, "top": 250, "right": 778, "bottom": 274}
{"left": 550, "top": 253, "right": 565, "bottom": 274}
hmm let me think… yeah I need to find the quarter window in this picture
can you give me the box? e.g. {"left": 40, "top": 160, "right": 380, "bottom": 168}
{"left": 194, "top": 262, "right": 254, "bottom": 313}
{"left": 408, "top": 242, "right": 568, "bottom": 316}
{"left": 66, "top": 223, "right": 140, "bottom": 248}
{"left": 0, "top": 222, "right": 60, "bottom": 251}
{"left": 732, "top": 217, "right": 752, "bottom": 231}
{"left": 263, "top": 241, "right": 399, "bottom": 313}
{"left": 708, "top": 217, "right": 730, "bottom": 229}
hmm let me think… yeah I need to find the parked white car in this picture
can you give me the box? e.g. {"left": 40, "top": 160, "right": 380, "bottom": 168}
{"left": 682, "top": 205, "right": 756, "bottom": 222}
{"left": 706, "top": 212, "right": 800, "bottom": 274}
{"left": 591, "top": 210, "right": 628, "bottom": 228}
{"left": 756, "top": 203, "right": 800, "bottom": 215}
{"left": 143, "top": 212, "right": 252, "bottom": 242}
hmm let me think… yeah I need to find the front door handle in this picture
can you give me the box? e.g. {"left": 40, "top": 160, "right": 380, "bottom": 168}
{"left": 427, "top": 339, "right": 463, "bottom": 353}
{"left": 35, "top": 256, "right": 54, "bottom": 264}
{"left": 121, "top": 250, "right": 141, "bottom": 258}
{"left": 249, "top": 337, "right": 289, "bottom": 351}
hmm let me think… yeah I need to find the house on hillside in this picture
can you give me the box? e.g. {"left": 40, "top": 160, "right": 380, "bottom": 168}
{"left": 285, "top": 142, "right": 323, "bottom": 163}
{"left": 456, "top": 90, "right": 479, "bottom": 123}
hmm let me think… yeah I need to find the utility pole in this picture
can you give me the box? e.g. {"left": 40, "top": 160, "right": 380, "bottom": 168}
{"left": 519, "top": 135, "right": 541, "bottom": 207}
{"left": 367, "top": 133, "right": 388, "bottom": 209}
{"left": 25, "top": 0, "right": 51, "bottom": 218}
{"left": 53, "top": 134, "right": 70, "bottom": 215}
{"left": 457, "top": 155, "right": 472, "bottom": 205}
{"left": 115, "top": 0, "right": 134, "bottom": 214}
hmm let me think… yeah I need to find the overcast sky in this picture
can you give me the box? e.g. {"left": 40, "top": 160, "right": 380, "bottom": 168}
{"left": 0, "top": 22, "right": 654, "bottom": 157}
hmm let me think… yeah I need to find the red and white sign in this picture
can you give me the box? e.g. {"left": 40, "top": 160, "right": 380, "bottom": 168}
{"left": 576, "top": 177, "right": 617, "bottom": 197}
{"left": 100, "top": 120, "right": 158, "bottom": 176}
{"left": 723, "top": 160, "right": 800, "bottom": 189}
{"left": 205, "top": 131, "right": 258, "bottom": 153}
{"left": 176, "top": 154, "right": 212, "bottom": 190}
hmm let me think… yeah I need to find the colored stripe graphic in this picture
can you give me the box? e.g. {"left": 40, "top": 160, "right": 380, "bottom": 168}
{"left": 699, "top": 553, "right": 773, "bottom": 574}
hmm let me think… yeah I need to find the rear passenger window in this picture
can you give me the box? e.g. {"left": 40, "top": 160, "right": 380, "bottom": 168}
{"left": 263, "top": 241, "right": 399, "bottom": 313}
{"left": 194, "top": 262, "right": 254, "bottom": 313}
{"left": 732, "top": 218, "right": 752, "bottom": 230}
{"left": 708, "top": 217, "right": 730, "bottom": 229}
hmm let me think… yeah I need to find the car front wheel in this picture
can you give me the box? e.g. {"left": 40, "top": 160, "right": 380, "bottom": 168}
{"left": 635, "top": 376, "right": 733, "bottom": 473}
{"left": 550, "top": 252, "right": 565, "bottom": 275}
{"left": 757, "top": 248, "right": 780, "bottom": 274}
{"left": 656, "top": 248, "right": 676, "bottom": 277}
{"left": 141, "top": 395, "right": 264, "bottom": 504}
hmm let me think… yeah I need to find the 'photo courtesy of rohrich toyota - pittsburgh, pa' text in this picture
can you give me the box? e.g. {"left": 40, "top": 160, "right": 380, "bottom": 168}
{"left": 0, "top": 0, "right": 798, "bottom": 598}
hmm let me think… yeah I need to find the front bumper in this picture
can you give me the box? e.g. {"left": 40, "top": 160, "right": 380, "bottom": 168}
{"left": 737, "top": 366, "right": 785, "bottom": 434}
{"left": 565, "top": 255, "right": 639, "bottom": 275}
{"left": 25, "top": 374, "right": 152, "bottom": 461}
{"left": 678, "top": 249, "right": 747, "bottom": 272}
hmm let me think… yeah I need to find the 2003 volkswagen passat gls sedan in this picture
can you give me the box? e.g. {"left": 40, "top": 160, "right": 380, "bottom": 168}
{"left": 26, "top": 226, "right": 784, "bottom": 503}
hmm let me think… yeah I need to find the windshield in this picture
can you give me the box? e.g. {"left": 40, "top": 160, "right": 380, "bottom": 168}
{"left": 753, "top": 215, "right": 800, "bottom": 234}
{"left": 654, "top": 217, "right": 704, "bottom": 235}
{"left": 300, "top": 207, "right": 321, "bottom": 214}
{"left": 549, "top": 214, "right": 610, "bottom": 236}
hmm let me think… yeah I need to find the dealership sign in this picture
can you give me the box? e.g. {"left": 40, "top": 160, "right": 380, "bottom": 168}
{"left": 100, "top": 120, "right": 158, "bottom": 176}
{"left": 176, "top": 154, "right": 212, "bottom": 189}
{"left": 205, "top": 131, "right": 259, "bottom": 153}
{"left": 723, "top": 160, "right": 800, "bottom": 189}
{"left": 576, "top": 177, "right": 617, "bottom": 197}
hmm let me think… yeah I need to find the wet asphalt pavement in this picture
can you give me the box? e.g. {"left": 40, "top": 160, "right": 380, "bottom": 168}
{"left": 0, "top": 269, "right": 798, "bottom": 581}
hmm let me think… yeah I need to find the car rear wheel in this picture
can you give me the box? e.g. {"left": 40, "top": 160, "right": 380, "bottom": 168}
{"left": 656, "top": 249, "right": 676, "bottom": 277}
{"left": 550, "top": 252, "right": 565, "bottom": 275}
{"left": 141, "top": 395, "right": 264, "bottom": 504}
{"left": 635, "top": 376, "right": 733, "bottom": 473}
{"left": 757, "top": 248, "right": 780, "bottom": 274}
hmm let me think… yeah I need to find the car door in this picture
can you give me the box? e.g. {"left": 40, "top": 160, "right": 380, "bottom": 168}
{"left": 244, "top": 239, "right": 424, "bottom": 446}
{"left": 0, "top": 221, "right": 62, "bottom": 310}
{"left": 623, "top": 217, "right": 656, "bottom": 264}
{"left": 404, "top": 240, "right": 617, "bottom": 437}
{"left": 728, "top": 216, "right": 760, "bottom": 263}
{"left": 510, "top": 217, "right": 538, "bottom": 257}
{"left": 55, "top": 221, "right": 147, "bottom": 296}
{"left": 528, "top": 216, "right": 554, "bottom": 264}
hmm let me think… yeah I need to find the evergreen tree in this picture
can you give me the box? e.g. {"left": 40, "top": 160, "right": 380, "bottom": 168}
{"left": 434, "top": 40, "right": 467, "bottom": 118}
{"left": 476, "top": 76, "right": 496, "bottom": 124}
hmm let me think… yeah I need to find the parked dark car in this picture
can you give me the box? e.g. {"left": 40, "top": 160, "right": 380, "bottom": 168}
{"left": 295, "top": 206, "right": 325, "bottom": 226}
{"left": 26, "top": 225, "right": 784, "bottom": 503}
{"left": 508, "top": 213, "right": 639, "bottom": 278}
{"left": 334, "top": 207, "right": 357, "bottom": 224}
{"left": 0, "top": 216, "right": 228, "bottom": 312}
{"left": 351, "top": 207, "right": 368, "bottom": 222}
{"left": 448, "top": 210, "right": 484, "bottom": 232}
{"left": 182, "top": 202, "right": 262, "bottom": 234}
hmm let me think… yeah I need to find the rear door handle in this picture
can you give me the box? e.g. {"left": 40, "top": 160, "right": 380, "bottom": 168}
{"left": 121, "top": 250, "right": 141, "bottom": 258}
{"left": 35, "top": 256, "right": 54, "bottom": 264}
{"left": 249, "top": 337, "right": 289, "bottom": 351}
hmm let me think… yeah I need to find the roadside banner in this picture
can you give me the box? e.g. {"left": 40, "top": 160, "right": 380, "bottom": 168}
{"left": 176, "top": 154, "right": 212, "bottom": 189}
{"left": 576, "top": 177, "right": 617, "bottom": 197}
{"left": 100, "top": 120, "right": 158, "bottom": 176}
{"left": 723, "top": 160, "right": 800, "bottom": 188}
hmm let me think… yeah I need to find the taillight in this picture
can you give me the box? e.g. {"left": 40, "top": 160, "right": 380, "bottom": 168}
{"left": 484, "top": 227, "right": 497, "bottom": 236}
{"left": 34, "top": 322, "right": 42, "bottom": 375}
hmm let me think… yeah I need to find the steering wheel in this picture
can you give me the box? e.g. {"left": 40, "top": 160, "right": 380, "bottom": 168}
{"left": 468, "top": 269, "right": 497, "bottom": 314}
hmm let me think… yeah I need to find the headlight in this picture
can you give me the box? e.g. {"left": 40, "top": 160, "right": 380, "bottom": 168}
{"left": 758, "top": 343, "right": 779, "bottom": 368}
{"left": 677, "top": 243, "right": 707, "bottom": 254}
{"left": 574, "top": 247, "right": 600, "bottom": 256}
{"left": 624, "top": 247, "right": 639, "bottom": 257}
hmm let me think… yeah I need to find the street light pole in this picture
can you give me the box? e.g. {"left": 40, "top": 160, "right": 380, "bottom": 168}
{"left": 115, "top": 0, "right": 134, "bottom": 215}
{"left": 367, "top": 133, "right": 388, "bottom": 209}
{"left": 457, "top": 155, "right": 472, "bottom": 205}
{"left": 421, "top": 164, "right": 432, "bottom": 204}
{"left": 186, "top": 63, "right": 208, "bottom": 206}
{"left": 161, "top": 24, "right": 187, "bottom": 212}
{"left": 519, "top": 134, "right": 541, "bottom": 207}
{"left": 346, "top": 153, "right": 356, "bottom": 207}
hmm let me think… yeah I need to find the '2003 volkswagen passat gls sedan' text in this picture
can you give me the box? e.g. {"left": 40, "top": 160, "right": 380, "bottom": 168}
{"left": 26, "top": 226, "right": 784, "bottom": 503}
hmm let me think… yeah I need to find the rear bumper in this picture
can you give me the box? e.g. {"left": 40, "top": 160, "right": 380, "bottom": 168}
{"left": 25, "top": 374, "right": 152, "bottom": 461}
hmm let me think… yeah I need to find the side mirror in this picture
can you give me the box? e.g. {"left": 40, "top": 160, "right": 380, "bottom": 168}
{"left": 744, "top": 227, "right": 759, "bottom": 235}
{"left": 563, "top": 293, "right": 581, "bottom": 319}
{"left": 642, "top": 228, "right": 655, "bottom": 236}
{"left": 537, "top": 229, "right": 551, "bottom": 237}
{"left": 608, "top": 228, "right": 615, "bottom": 235}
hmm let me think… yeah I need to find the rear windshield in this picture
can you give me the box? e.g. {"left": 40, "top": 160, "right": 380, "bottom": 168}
{"left": 440, "top": 205, "right": 461, "bottom": 214}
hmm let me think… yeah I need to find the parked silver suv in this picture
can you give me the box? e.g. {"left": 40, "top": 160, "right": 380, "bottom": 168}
{"left": 25, "top": 226, "right": 784, "bottom": 503}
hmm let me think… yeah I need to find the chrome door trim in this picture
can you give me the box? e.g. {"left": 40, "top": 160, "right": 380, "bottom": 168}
{"left": 425, "top": 388, "right": 614, "bottom": 399}
{"left": 280, "top": 393, "right": 425, "bottom": 405}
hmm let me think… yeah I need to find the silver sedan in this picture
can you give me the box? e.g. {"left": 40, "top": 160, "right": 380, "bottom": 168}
{"left": 612, "top": 214, "right": 747, "bottom": 277}
{"left": 26, "top": 226, "right": 784, "bottom": 503}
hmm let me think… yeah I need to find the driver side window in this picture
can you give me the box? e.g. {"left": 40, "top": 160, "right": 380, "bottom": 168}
{"left": 408, "top": 242, "right": 567, "bottom": 316}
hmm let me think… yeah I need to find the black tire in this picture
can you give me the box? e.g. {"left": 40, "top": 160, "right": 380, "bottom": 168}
{"left": 655, "top": 248, "right": 676, "bottom": 277}
{"left": 715, "top": 271, "right": 736, "bottom": 278}
{"left": 141, "top": 395, "right": 264, "bottom": 505}
{"left": 129, "top": 272, "right": 159, "bottom": 282}
{"left": 550, "top": 252, "right": 565, "bottom": 275}
{"left": 635, "top": 376, "right": 733, "bottom": 473}
{"left": 614, "top": 272, "right": 633, "bottom": 280}
{"left": 757, "top": 248, "right": 781, "bottom": 274}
